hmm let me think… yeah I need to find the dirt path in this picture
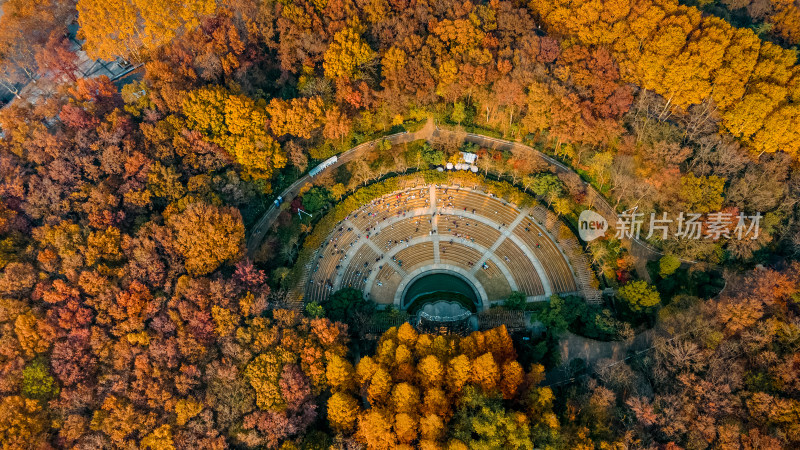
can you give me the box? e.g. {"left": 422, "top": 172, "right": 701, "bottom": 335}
{"left": 544, "top": 330, "right": 654, "bottom": 385}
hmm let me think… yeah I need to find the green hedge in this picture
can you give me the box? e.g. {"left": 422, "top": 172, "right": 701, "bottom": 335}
{"left": 303, "top": 178, "right": 401, "bottom": 250}
{"left": 292, "top": 170, "right": 541, "bottom": 291}
{"left": 403, "top": 119, "right": 427, "bottom": 132}
{"left": 302, "top": 170, "right": 536, "bottom": 251}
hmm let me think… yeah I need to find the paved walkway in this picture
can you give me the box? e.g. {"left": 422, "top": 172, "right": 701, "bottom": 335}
{"left": 544, "top": 330, "right": 654, "bottom": 386}
{"left": 4, "top": 27, "right": 142, "bottom": 106}
{"left": 246, "top": 119, "right": 436, "bottom": 255}
{"left": 247, "top": 119, "right": 670, "bottom": 279}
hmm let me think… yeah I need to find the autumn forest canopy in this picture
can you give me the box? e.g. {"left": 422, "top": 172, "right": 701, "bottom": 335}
{"left": 0, "top": 0, "right": 800, "bottom": 449}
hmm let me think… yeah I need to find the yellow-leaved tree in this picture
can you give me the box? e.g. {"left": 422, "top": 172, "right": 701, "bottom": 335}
{"left": 327, "top": 392, "right": 360, "bottom": 432}
{"left": 76, "top": 0, "right": 217, "bottom": 61}
{"left": 326, "top": 354, "right": 356, "bottom": 392}
{"left": 323, "top": 25, "right": 375, "bottom": 80}
{"left": 530, "top": 0, "right": 800, "bottom": 159}
{"left": 330, "top": 325, "right": 559, "bottom": 448}
{"left": 471, "top": 352, "right": 500, "bottom": 392}
{"left": 417, "top": 354, "right": 444, "bottom": 388}
{"left": 183, "top": 86, "right": 286, "bottom": 182}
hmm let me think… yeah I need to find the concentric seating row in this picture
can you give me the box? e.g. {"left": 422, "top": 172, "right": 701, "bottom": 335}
{"left": 376, "top": 264, "right": 397, "bottom": 283}
{"left": 370, "top": 216, "right": 433, "bottom": 251}
{"left": 495, "top": 240, "right": 545, "bottom": 296}
{"left": 341, "top": 245, "right": 379, "bottom": 290}
{"left": 304, "top": 185, "right": 596, "bottom": 306}
{"left": 439, "top": 242, "right": 483, "bottom": 268}
{"left": 369, "top": 264, "right": 403, "bottom": 304}
{"left": 437, "top": 187, "right": 518, "bottom": 226}
{"left": 530, "top": 205, "right": 601, "bottom": 302}
{"left": 350, "top": 188, "right": 430, "bottom": 231}
{"left": 437, "top": 214, "right": 500, "bottom": 249}
{"left": 513, "top": 217, "right": 577, "bottom": 293}
{"left": 307, "top": 223, "right": 359, "bottom": 302}
{"left": 394, "top": 242, "right": 434, "bottom": 272}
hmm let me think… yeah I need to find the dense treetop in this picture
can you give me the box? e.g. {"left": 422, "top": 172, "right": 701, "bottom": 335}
{"left": 0, "top": 0, "right": 799, "bottom": 448}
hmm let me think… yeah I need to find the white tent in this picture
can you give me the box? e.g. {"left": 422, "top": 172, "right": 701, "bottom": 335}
{"left": 461, "top": 152, "right": 478, "bottom": 164}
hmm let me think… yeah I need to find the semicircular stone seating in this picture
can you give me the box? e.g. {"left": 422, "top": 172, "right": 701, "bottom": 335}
{"left": 304, "top": 183, "right": 602, "bottom": 310}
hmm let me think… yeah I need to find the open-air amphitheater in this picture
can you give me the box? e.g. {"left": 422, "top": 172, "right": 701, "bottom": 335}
{"left": 302, "top": 177, "right": 602, "bottom": 317}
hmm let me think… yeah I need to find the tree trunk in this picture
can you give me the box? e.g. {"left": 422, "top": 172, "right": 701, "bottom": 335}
{"left": 658, "top": 96, "right": 673, "bottom": 120}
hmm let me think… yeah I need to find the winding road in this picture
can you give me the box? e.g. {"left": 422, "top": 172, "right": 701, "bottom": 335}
{"left": 246, "top": 119, "right": 670, "bottom": 274}
{"left": 246, "top": 121, "right": 435, "bottom": 255}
